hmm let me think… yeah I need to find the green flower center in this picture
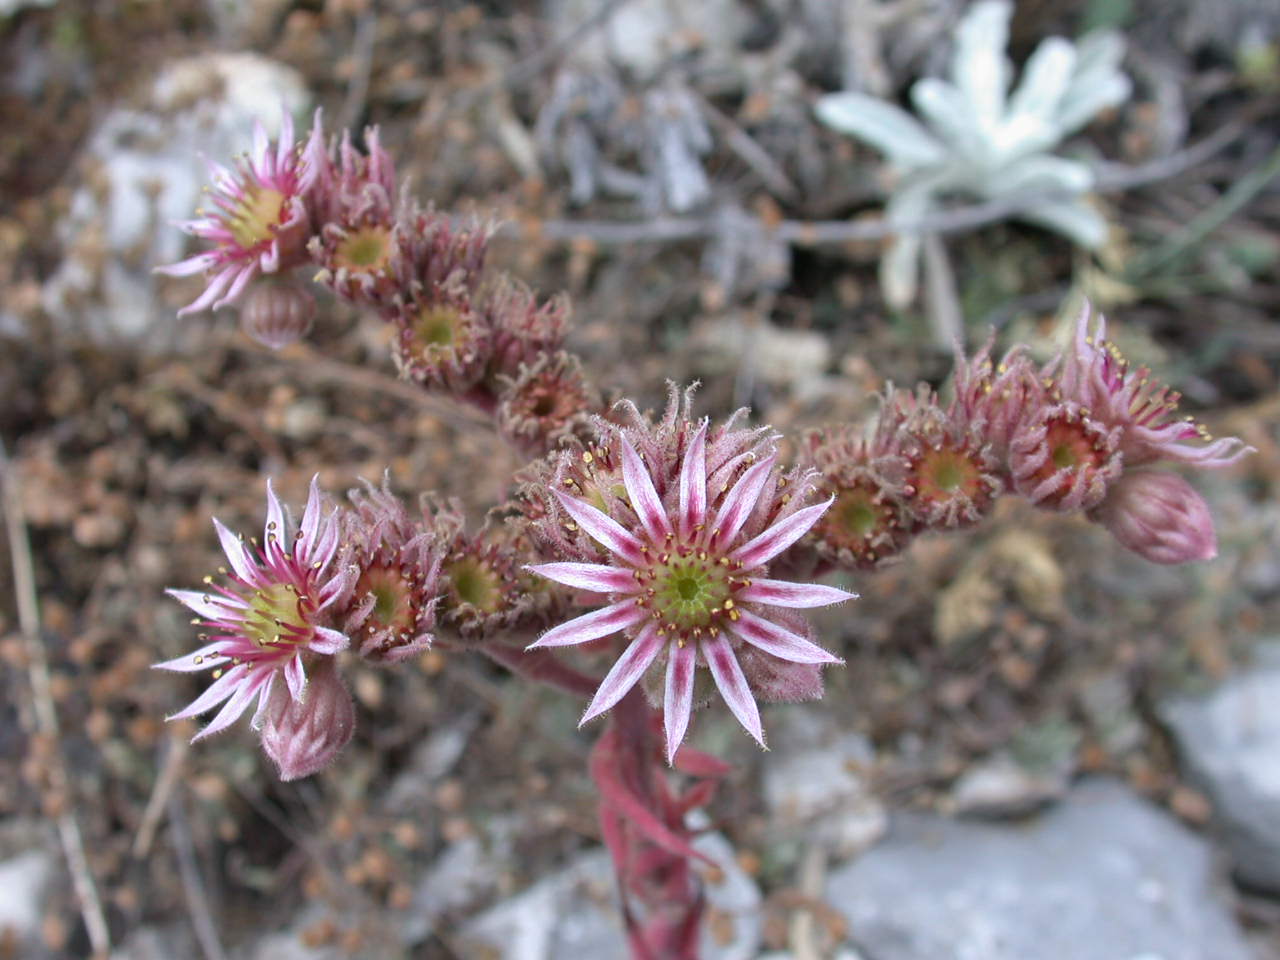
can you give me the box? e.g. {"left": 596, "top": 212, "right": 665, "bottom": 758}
{"left": 414, "top": 304, "right": 463, "bottom": 348}
{"left": 335, "top": 225, "right": 393, "bottom": 271}
{"left": 230, "top": 186, "right": 286, "bottom": 250}
{"left": 447, "top": 556, "right": 503, "bottom": 613}
{"left": 836, "top": 488, "right": 884, "bottom": 539}
{"left": 649, "top": 554, "right": 735, "bottom": 634}
{"left": 243, "top": 582, "right": 302, "bottom": 648}
{"left": 356, "top": 565, "right": 414, "bottom": 634}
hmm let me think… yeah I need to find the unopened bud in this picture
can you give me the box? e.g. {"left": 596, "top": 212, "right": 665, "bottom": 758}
{"left": 260, "top": 657, "right": 355, "bottom": 780}
{"left": 240, "top": 279, "right": 316, "bottom": 350}
{"left": 1088, "top": 470, "right": 1217, "bottom": 565}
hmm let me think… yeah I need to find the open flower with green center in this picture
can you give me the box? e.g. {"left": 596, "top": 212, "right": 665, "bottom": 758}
{"left": 155, "top": 477, "right": 352, "bottom": 741}
{"left": 1046, "top": 302, "right": 1252, "bottom": 469}
{"left": 309, "top": 126, "right": 401, "bottom": 304}
{"left": 801, "top": 422, "right": 912, "bottom": 569}
{"left": 339, "top": 478, "right": 443, "bottom": 664}
{"left": 527, "top": 427, "right": 853, "bottom": 762}
{"left": 157, "top": 111, "right": 323, "bottom": 316}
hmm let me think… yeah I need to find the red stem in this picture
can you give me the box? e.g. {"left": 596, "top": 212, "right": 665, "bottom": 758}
{"left": 479, "top": 642, "right": 599, "bottom": 697}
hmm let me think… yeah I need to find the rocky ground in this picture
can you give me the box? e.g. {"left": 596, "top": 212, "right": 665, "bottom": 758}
{"left": 0, "top": 0, "right": 1278, "bottom": 958}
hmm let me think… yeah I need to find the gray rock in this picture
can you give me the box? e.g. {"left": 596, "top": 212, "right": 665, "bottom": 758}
{"left": 460, "top": 831, "right": 761, "bottom": 960}
{"left": 1161, "top": 643, "right": 1280, "bottom": 893}
{"left": 826, "top": 779, "right": 1252, "bottom": 960}
{"left": 42, "top": 53, "right": 309, "bottom": 345}
{"left": 401, "top": 815, "right": 517, "bottom": 946}
{"left": 762, "top": 726, "right": 887, "bottom": 859}
{"left": 0, "top": 849, "right": 52, "bottom": 952}
{"left": 947, "top": 752, "right": 1069, "bottom": 820}
{"left": 0, "top": 0, "right": 55, "bottom": 15}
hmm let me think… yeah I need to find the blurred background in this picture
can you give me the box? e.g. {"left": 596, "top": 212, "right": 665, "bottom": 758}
{"left": 0, "top": 0, "right": 1277, "bottom": 957}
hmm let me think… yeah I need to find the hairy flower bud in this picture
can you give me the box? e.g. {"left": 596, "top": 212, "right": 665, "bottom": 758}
{"left": 260, "top": 657, "right": 355, "bottom": 780}
{"left": 239, "top": 278, "right": 316, "bottom": 349}
{"left": 1088, "top": 470, "right": 1218, "bottom": 565}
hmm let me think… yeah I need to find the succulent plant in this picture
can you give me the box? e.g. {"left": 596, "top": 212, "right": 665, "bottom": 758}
{"left": 815, "top": 0, "right": 1132, "bottom": 308}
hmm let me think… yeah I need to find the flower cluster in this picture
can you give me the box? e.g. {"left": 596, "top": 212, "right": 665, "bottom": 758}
{"left": 162, "top": 111, "right": 592, "bottom": 441}
{"left": 516, "top": 389, "right": 853, "bottom": 761}
{"left": 803, "top": 301, "right": 1252, "bottom": 567}
{"left": 158, "top": 116, "right": 1249, "bottom": 798}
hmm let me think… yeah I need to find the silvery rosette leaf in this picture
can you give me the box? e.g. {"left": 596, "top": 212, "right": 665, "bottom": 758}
{"left": 814, "top": 0, "right": 1131, "bottom": 307}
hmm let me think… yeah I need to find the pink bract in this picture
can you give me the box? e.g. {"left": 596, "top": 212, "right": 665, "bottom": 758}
{"left": 528, "top": 424, "right": 853, "bottom": 763}
{"left": 155, "top": 477, "right": 352, "bottom": 741}
{"left": 157, "top": 110, "right": 324, "bottom": 316}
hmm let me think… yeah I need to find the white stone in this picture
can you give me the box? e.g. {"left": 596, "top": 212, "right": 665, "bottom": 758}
{"left": 461, "top": 830, "right": 761, "bottom": 960}
{"left": 825, "top": 779, "right": 1253, "bottom": 960}
{"left": 1160, "top": 642, "right": 1280, "bottom": 893}
{"left": 762, "top": 724, "right": 888, "bottom": 859}
{"left": 0, "top": 849, "right": 52, "bottom": 942}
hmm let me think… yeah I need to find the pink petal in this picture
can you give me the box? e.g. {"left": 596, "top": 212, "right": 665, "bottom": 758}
{"left": 284, "top": 653, "right": 306, "bottom": 701}
{"left": 175, "top": 265, "right": 237, "bottom": 317}
{"left": 703, "top": 633, "right": 764, "bottom": 748}
{"left": 192, "top": 668, "right": 270, "bottom": 741}
{"left": 727, "top": 610, "right": 843, "bottom": 665}
{"left": 581, "top": 624, "right": 663, "bottom": 725}
{"left": 167, "top": 588, "right": 247, "bottom": 620}
{"left": 738, "top": 578, "right": 857, "bottom": 608}
{"left": 214, "top": 518, "right": 256, "bottom": 583}
{"left": 620, "top": 436, "right": 671, "bottom": 544}
{"left": 731, "top": 498, "right": 832, "bottom": 569}
{"left": 711, "top": 455, "right": 776, "bottom": 548}
{"left": 169, "top": 663, "right": 249, "bottom": 720}
{"left": 152, "top": 641, "right": 230, "bottom": 673}
{"left": 276, "top": 110, "right": 295, "bottom": 171}
{"left": 250, "top": 120, "right": 271, "bottom": 178}
{"left": 310, "top": 509, "right": 340, "bottom": 569}
{"left": 250, "top": 671, "right": 276, "bottom": 729}
{"left": 298, "top": 475, "right": 323, "bottom": 556}
{"left": 527, "top": 562, "right": 640, "bottom": 595}
{"left": 552, "top": 490, "right": 645, "bottom": 566}
{"left": 213, "top": 262, "right": 257, "bottom": 308}
{"left": 678, "top": 422, "right": 708, "bottom": 539}
{"left": 155, "top": 252, "right": 219, "bottom": 277}
{"left": 264, "top": 478, "right": 287, "bottom": 546}
{"left": 527, "top": 601, "right": 645, "bottom": 649}
{"left": 310, "top": 627, "right": 349, "bottom": 655}
{"left": 664, "top": 640, "right": 697, "bottom": 765}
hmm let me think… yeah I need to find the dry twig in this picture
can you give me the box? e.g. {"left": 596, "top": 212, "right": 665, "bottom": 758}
{"left": 0, "top": 438, "right": 111, "bottom": 957}
{"left": 531, "top": 121, "right": 1249, "bottom": 247}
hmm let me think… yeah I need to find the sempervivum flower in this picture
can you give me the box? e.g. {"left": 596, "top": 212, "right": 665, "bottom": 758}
{"left": 485, "top": 277, "right": 572, "bottom": 378}
{"left": 437, "top": 512, "right": 555, "bottom": 641}
{"left": 528, "top": 426, "right": 853, "bottom": 762}
{"left": 497, "top": 351, "right": 599, "bottom": 457}
{"left": 1009, "top": 398, "right": 1123, "bottom": 511}
{"left": 388, "top": 282, "right": 492, "bottom": 392}
{"left": 889, "top": 384, "right": 1003, "bottom": 529}
{"left": 157, "top": 111, "right": 324, "bottom": 316}
{"left": 339, "top": 478, "right": 444, "bottom": 664}
{"left": 308, "top": 126, "right": 401, "bottom": 304}
{"left": 390, "top": 205, "right": 492, "bottom": 304}
{"left": 801, "top": 421, "right": 912, "bottom": 569}
{"left": 1045, "top": 302, "right": 1252, "bottom": 469}
{"left": 951, "top": 332, "right": 1045, "bottom": 466}
{"left": 156, "top": 477, "right": 352, "bottom": 741}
